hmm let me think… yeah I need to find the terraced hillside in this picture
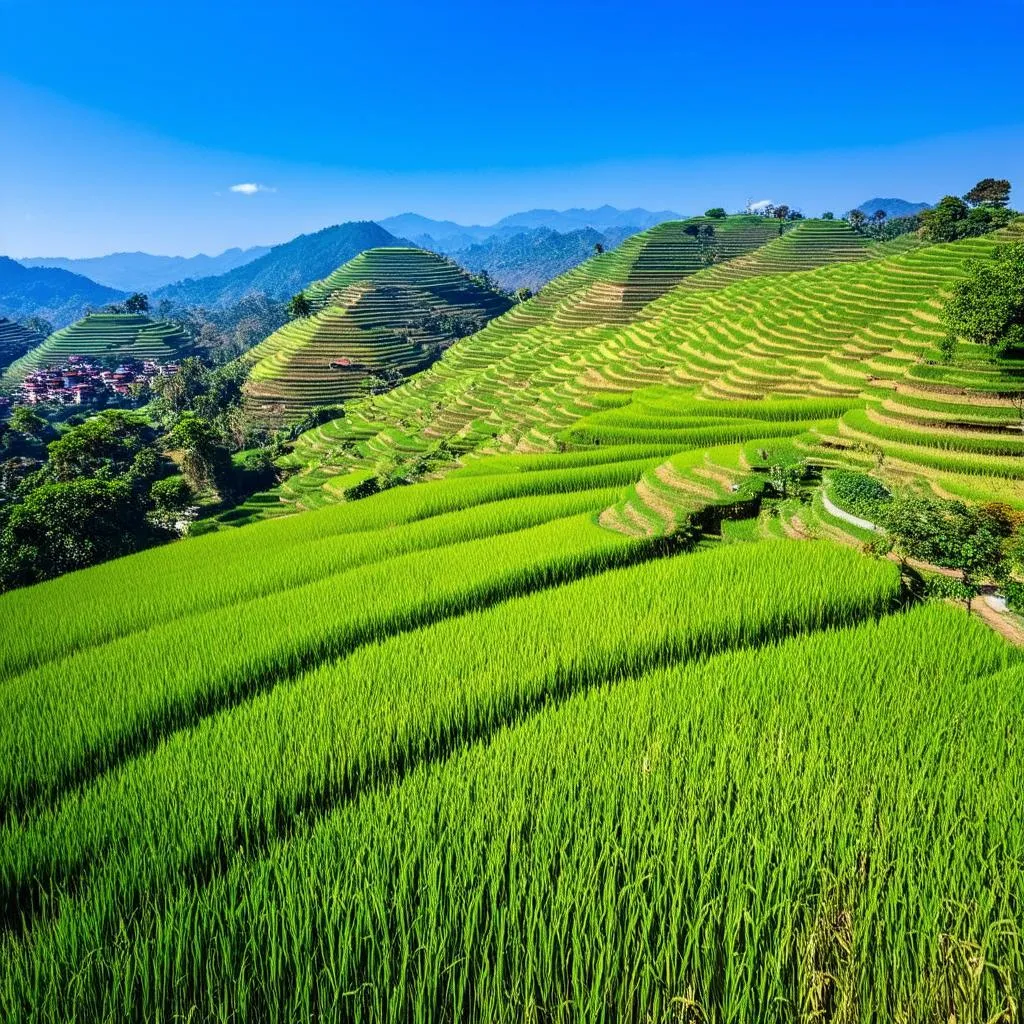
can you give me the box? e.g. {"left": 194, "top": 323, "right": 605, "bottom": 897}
{"left": 241, "top": 248, "right": 511, "bottom": 423}
{"left": 3, "top": 217, "right": 1024, "bottom": 1021}
{"left": 0, "top": 319, "right": 45, "bottom": 375}
{"left": 1, "top": 313, "right": 192, "bottom": 388}
{"left": 277, "top": 219, "right": 1024, "bottom": 517}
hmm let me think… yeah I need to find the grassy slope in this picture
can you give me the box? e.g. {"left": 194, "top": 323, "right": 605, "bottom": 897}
{"left": 3, "top": 217, "right": 1024, "bottom": 1020}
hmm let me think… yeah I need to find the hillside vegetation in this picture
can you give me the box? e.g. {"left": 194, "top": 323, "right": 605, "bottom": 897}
{"left": 3, "top": 213, "right": 1024, "bottom": 1021}
{"left": 241, "top": 248, "right": 512, "bottom": 424}
{"left": 452, "top": 225, "right": 636, "bottom": 290}
{"left": 151, "top": 222, "right": 403, "bottom": 308}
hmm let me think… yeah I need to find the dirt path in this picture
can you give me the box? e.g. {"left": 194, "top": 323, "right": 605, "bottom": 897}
{"left": 970, "top": 599, "right": 1024, "bottom": 646}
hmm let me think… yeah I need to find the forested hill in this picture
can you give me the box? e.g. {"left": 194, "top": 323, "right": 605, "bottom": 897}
{"left": 453, "top": 226, "right": 636, "bottom": 290}
{"left": 0, "top": 257, "right": 125, "bottom": 329}
{"left": 151, "top": 223, "right": 405, "bottom": 308}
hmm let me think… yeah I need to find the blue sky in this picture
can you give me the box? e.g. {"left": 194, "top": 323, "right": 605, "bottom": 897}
{"left": 2, "top": 0, "right": 1022, "bottom": 257}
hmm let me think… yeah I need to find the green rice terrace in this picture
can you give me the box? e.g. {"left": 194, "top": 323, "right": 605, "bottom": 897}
{"left": 1, "top": 312, "right": 192, "bottom": 388}
{"left": 0, "top": 319, "right": 45, "bottom": 375}
{"left": 3, "top": 215, "right": 1024, "bottom": 1021}
{"left": 240, "top": 247, "right": 512, "bottom": 424}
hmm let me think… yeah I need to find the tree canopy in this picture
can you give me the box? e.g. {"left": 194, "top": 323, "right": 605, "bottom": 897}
{"left": 942, "top": 243, "right": 1024, "bottom": 351}
{"left": 921, "top": 193, "right": 1015, "bottom": 242}
{"left": 288, "top": 291, "right": 313, "bottom": 319}
{"left": 879, "top": 496, "right": 1010, "bottom": 608}
{"left": 964, "top": 178, "right": 1011, "bottom": 208}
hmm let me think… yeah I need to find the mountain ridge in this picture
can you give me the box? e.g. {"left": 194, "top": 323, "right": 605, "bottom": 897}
{"left": 20, "top": 247, "right": 272, "bottom": 293}
{"left": 0, "top": 257, "right": 125, "bottom": 329}
{"left": 151, "top": 222, "right": 404, "bottom": 309}
{"left": 854, "top": 197, "right": 932, "bottom": 218}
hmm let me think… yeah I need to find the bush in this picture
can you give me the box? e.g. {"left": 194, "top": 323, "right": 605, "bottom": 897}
{"left": 827, "top": 470, "right": 892, "bottom": 518}
{"left": 1002, "top": 579, "right": 1024, "bottom": 612}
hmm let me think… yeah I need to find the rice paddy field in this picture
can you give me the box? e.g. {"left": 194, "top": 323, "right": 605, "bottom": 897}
{"left": 0, "top": 319, "right": 45, "bottom": 375}
{"left": 1, "top": 313, "right": 192, "bottom": 387}
{"left": 241, "top": 248, "right": 511, "bottom": 424}
{"left": 3, "top": 215, "right": 1024, "bottom": 1021}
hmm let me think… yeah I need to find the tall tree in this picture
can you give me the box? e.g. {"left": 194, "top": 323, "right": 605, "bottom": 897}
{"left": 964, "top": 178, "right": 1012, "bottom": 208}
{"left": 123, "top": 293, "right": 150, "bottom": 314}
{"left": 847, "top": 209, "right": 867, "bottom": 230}
{"left": 920, "top": 196, "right": 970, "bottom": 241}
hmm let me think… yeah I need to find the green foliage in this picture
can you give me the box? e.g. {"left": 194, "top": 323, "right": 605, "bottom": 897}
{"left": 704, "top": 207, "right": 727, "bottom": 218}
{"left": 0, "top": 477, "right": 157, "bottom": 589}
{"left": 921, "top": 194, "right": 1015, "bottom": 241}
{"left": 964, "top": 177, "right": 1012, "bottom": 208}
{"left": 122, "top": 293, "right": 150, "bottom": 314}
{"left": 827, "top": 469, "right": 892, "bottom": 518}
{"left": 879, "top": 496, "right": 1008, "bottom": 605}
{"left": 8, "top": 406, "right": 47, "bottom": 439}
{"left": 149, "top": 475, "right": 192, "bottom": 517}
{"left": 21, "top": 316, "right": 53, "bottom": 339}
{"left": 287, "top": 291, "right": 312, "bottom": 319}
{"left": 167, "top": 413, "right": 234, "bottom": 495}
{"left": 942, "top": 243, "right": 1024, "bottom": 350}
{"left": 45, "top": 410, "right": 152, "bottom": 482}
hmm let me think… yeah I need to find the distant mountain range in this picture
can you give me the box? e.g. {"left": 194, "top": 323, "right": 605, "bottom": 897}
{"left": 20, "top": 247, "right": 271, "bottom": 293}
{"left": 453, "top": 226, "right": 636, "bottom": 291}
{"left": 379, "top": 206, "right": 682, "bottom": 253}
{"left": 152, "top": 222, "right": 403, "bottom": 308}
{"left": 854, "top": 198, "right": 932, "bottom": 218}
{"left": 0, "top": 257, "right": 125, "bottom": 329}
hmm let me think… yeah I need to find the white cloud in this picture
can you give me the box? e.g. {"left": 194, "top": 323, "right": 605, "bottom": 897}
{"left": 229, "top": 182, "right": 275, "bottom": 195}
{"left": 747, "top": 199, "right": 773, "bottom": 212}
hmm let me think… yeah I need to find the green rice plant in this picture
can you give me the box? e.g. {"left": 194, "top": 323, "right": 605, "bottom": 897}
{"left": 843, "top": 407, "right": 1024, "bottom": 457}
{"left": 0, "top": 541, "right": 898, "bottom": 941}
{"left": 0, "top": 515, "right": 648, "bottom": 818}
{"left": 0, "top": 484, "right": 627, "bottom": 678}
{"left": 5, "top": 604, "right": 1017, "bottom": 1023}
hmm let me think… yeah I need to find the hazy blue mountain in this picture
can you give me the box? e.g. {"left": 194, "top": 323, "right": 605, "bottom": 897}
{"left": 378, "top": 214, "right": 492, "bottom": 247}
{"left": 453, "top": 226, "right": 637, "bottom": 291}
{"left": 152, "top": 222, "right": 404, "bottom": 308}
{"left": 0, "top": 257, "right": 125, "bottom": 328}
{"left": 854, "top": 198, "right": 932, "bottom": 218}
{"left": 378, "top": 207, "right": 682, "bottom": 252}
{"left": 493, "top": 205, "right": 682, "bottom": 232}
{"left": 21, "top": 246, "right": 271, "bottom": 293}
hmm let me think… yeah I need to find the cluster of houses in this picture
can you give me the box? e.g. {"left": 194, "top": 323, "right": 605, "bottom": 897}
{"left": 18, "top": 357, "right": 180, "bottom": 407}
